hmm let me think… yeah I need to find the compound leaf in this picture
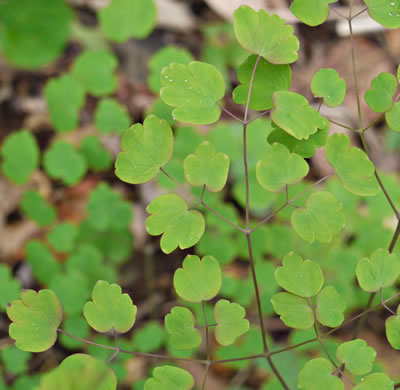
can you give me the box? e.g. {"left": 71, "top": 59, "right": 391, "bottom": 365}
{"left": 21, "top": 191, "right": 56, "bottom": 227}
{"left": 386, "top": 101, "right": 400, "bottom": 132}
{"left": 145, "top": 366, "right": 194, "bottom": 390}
{"left": 298, "top": 358, "right": 344, "bottom": 390}
{"left": 233, "top": 55, "right": 291, "bottom": 110}
{"left": 356, "top": 248, "right": 400, "bottom": 292}
{"left": 183, "top": 141, "right": 229, "bottom": 192}
{"left": 256, "top": 143, "right": 309, "bottom": 192}
{"left": 365, "top": 72, "right": 397, "bottom": 113}
{"left": 7, "top": 289, "right": 63, "bottom": 352}
{"left": 233, "top": 5, "right": 299, "bottom": 64}
{"left": 115, "top": 115, "right": 173, "bottom": 184}
{"left": 0, "top": 264, "right": 21, "bottom": 312}
{"left": 165, "top": 307, "right": 202, "bottom": 350}
{"left": 275, "top": 252, "right": 323, "bottom": 297}
{"left": 173, "top": 255, "right": 221, "bottom": 303}
{"left": 271, "top": 91, "right": 326, "bottom": 140}
{"left": 271, "top": 292, "right": 314, "bottom": 329}
{"left": 336, "top": 339, "right": 376, "bottom": 375}
{"left": 214, "top": 299, "right": 249, "bottom": 346}
{"left": 44, "top": 74, "right": 85, "bottom": 132}
{"left": 98, "top": 0, "right": 156, "bottom": 42}
{"left": 160, "top": 61, "right": 225, "bottom": 125}
{"left": 353, "top": 373, "right": 394, "bottom": 390}
{"left": 365, "top": 0, "right": 400, "bottom": 29}
{"left": 1, "top": 130, "right": 39, "bottom": 185}
{"left": 83, "top": 280, "right": 137, "bottom": 334}
{"left": 94, "top": 98, "right": 131, "bottom": 134}
{"left": 291, "top": 192, "right": 345, "bottom": 243}
{"left": 146, "top": 194, "right": 205, "bottom": 253}
{"left": 316, "top": 286, "right": 345, "bottom": 327}
{"left": 311, "top": 68, "right": 346, "bottom": 107}
{"left": 291, "top": 0, "right": 337, "bottom": 26}
{"left": 325, "top": 134, "right": 380, "bottom": 196}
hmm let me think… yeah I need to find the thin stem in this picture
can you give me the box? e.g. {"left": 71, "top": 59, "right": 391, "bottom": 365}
{"left": 160, "top": 167, "right": 179, "bottom": 186}
{"left": 381, "top": 288, "right": 396, "bottom": 315}
{"left": 362, "top": 113, "right": 385, "bottom": 133}
{"left": 328, "top": 118, "right": 357, "bottom": 132}
{"left": 317, "top": 100, "right": 323, "bottom": 112}
{"left": 329, "top": 4, "right": 348, "bottom": 19}
{"left": 202, "top": 301, "right": 210, "bottom": 361}
{"left": 246, "top": 110, "right": 271, "bottom": 124}
{"left": 314, "top": 324, "right": 338, "bottom": 370}
{"left": 351, "top": 6, "right": 368, "bottom": 19}
{"left": 201, "top": 364, "right": 210, "bottom": 390}
{"left": 210, "top": 354, "right": 265, "bottom": 365}
{"left": 189, "top": 185, "right": 206, "bottom": 210}
{"left": 389, "top": 220, "right": 400, "bottom": 253}
{"left": 218, "top": 103, "right": 245, "bottom": 123}
{"left": 106, "top": 329, "right": 120, "bottom": 363}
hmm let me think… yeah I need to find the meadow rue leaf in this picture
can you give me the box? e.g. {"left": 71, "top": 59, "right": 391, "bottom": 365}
{"left": 336, "top": 339, "right": 376, "bottom": 375}
{"left": 316, "top": 286, "right": 345, "bottom": 327}
{"left": 44, "top": 74, "right": 85, "bottom": 132}
{"left": 271, "top": 91, "right": 326, "bottom": 140}
{"left": 20, "top": 190, "right": 56, "bottom": 227}
{"left": 290, "top": 0, "right": 337, "bottom": 27}
{"left": 275, "top": 252, "right": 323, "bottom": 297}
{"left": 1, "top": 345, "right": 31, "bottom": 375}
{"left": 183, "top": 141, "right": 230, "bottom": 192}
{"left": 94, "top": 98, "right": 131, "bottom": 135}
{"left": 233, "top": 5, "right": 299, "bottom": 64}
{"left": 148, "top": 46, "right": 193, "bottom": 93}
{"left": 146, "top": 194, "right": 205, "bottom": 253}
{"left": 353, "top": 373, "right": 394, "bottom": 390}
{"left": 356, "top": 248, "right": 400, "bottom": 292}
{"left": 364, "top": 72, "right": 397, "bottom": 113}
{"left": 214, "top": 299, "right": 249, "bottom": 346}
{"left": 71, "top": 50, "right": 118, "bottom": 96}
{"left": 79, "top": 136, "right": 113, "bottom": 172}
{"left": 271, "top": 292, "right": 314, "bottom": 329}
{"left": 115, "top": 115, "right": 173, "bottom": 184}
{"left": 43, "top": 141, "right": 87, "bottom": 186}
{"left": 7, "top": 289, "right": 63, "bottom": 352}
{"left": 0, "top": 264, "right": 21, "bottom": 311}
{"left": 385, "top": 306, "right": 400, "bottom": 349}
{"left": 47, "top": 222, "right": 78, "bottom": 253}
{"left": 364, "top": 0, "right": 400, "bottom": 29}
{"left": 165, "top": 307, "right": 202, "bottom": 350}
{"left": 160, "top": 61, "right": 225, "bottom": 125}
{"left": 0, "top": 0, "right": 72, "bottom": 68}
{"left": 233, "top": 54, "right": 291, "bottom": 110}
{"left": 133, "top": 322, "right": 165, "bottom": 353}
{"left": 98, "top": 0, "right": 156, "bottom": 42}
{"left": 59, "top": 315, "right": 90, "bottom": 350}
{"left": 84, "top": 280, "right": 137, "bottom": 333}
{"left": 325, "top": 134, "right": 380, "bottom": 196}
{"left": 173, "top": 255, "right": 221, "bottom": 303}
{"left": 144, "top": 366, "right": 194, "bottom": 390}
{"left": 1, "top": 130, "right": 39, "bottom": 185}
{"left": 298, "top": 358, "right": 344, "bottom": 390}
{"left": 311, "top": 68, "right": 346, "bottom": 107}
{"left": 291, "top": 192, "right": 345, "bottom": 243}
{"left": 386, "top": 101, "right": 400, "bottom": 132}
{"left": 256, "top": 143, "right": 309, "bottom": 192}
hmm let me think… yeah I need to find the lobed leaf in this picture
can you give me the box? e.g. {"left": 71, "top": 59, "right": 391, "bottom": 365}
{"left": 365, "top": 72, "right": 397, "bottom": 113}
{"left": 0, "top": 265, "right": 21, "bottom": 312}
{"left": 94, "top": 98, "right": 132, "bottom": 134}
{"left": 20, "top": 190, "right": 56, "bottom": 227}
{"left": 353, "top": 373, "right": 394, "bottom": 390}
{"left": 365, "top": 0, "right": 400, "bottom": 29}
{"left": 298, "top": 358, "right": 344, "bottom": 390}
{"left": 386, "top": 306, "right": 400, "bottom": 349}
{"left": 386, "top": 101, "right": 400, "bottom": 132}
{"left": 79, "top": 136, "right": 113, "bottom": 172}
{"left": 144, "top": 366, "right": 194, "bottom": 390}
{"left": 316, "top": 286, "right": 345, "bottom": 327}
{"left": 336, "top": 339, "right": 376, "bottom": 375}
{"left": 291, "top": 0, "right": 337, "bottom": 27}
{"left": 311, "top": 68, "right": 346, "bottom": 107}
{"left": 47, "top": 222, "right": 78, "bottom": 253}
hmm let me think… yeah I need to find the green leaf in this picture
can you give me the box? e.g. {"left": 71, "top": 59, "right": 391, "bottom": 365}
{"left": 146, "top": 194, "right": 205, "bottom": 253}
{"left": 87, "top": 183, "right": 133, "bottom": 231}
{"left": 94, "top": 98, "right": 131, "bottom": 134}
{"left": 7, "top": 289, "right": 63, "bottom": 352}
{"left": 98, "top": 0, "right": 156, "bottom": 42}
{"left": 59, "top": 315, "right": 90, "bottom": 350}
{"left": 84, "top": 280, "right": 137, "bottom": 333}
{"left": 21, "top": 191, "right": 56, "bottom": 227}
{"left": 233, "top": 55, "right": 291, "bottom": 110}
{"left": 173, "top": 254, "right": 221, "bottom": 303}
{"left": 71, "top": 50, "right": 118, "bottom": 96}
{"left": 365, "top": 72, "right": 397, "bottom": 113}
{"left": 336, "top": 339, "right": 376, "bottom": 375}
{"left": 386, "top": 101, "right": 400, "bottom": 132}
{"left": 271, "top": 91, "right": 326, "bottom": 140}
{"left": 79, "top": 136, "right": 113, "bottom": 172}
{"left": 47, "top": 222, "right": 78, "bottom": 253}
{"left": 183, "top": 141, "right": 229, "bottom": 192}
{"left": 0, "top": 264, "right": 21, "bottom": 312}
{"left": 256, "top": 143, "right": 309, "bottom": 192}
{"left": 365, "top": 0, "right": 400, "bottom": 29}
{"left": 386, "top": 306, "right": 400, "bottom": 349}
{"left": 148, "top": 46, "right": 194, "bottom": 93}
{"left": 44, "top": 74, "right": 86, "bottom": 132}
{"left": 165, "top": 307, "right": 202, "bottom": 350}
{"left": 291, "top": 0, "right": 337, "bottom": 27}
{"left": 356, "top": 248, "right": 400, "bottom": 292}
{"left": 233, "top": 5, "right": 299, "bottom": 64}
{"left": 298, "top": 358, "right": 344, "bottom": 390}
{"left": 44, "top": 141, "right": 87, "bottom": 186}
{"left": 0, "top": 0, "right": 72, "bottom": 68}
{"left": 311, "top": 68, "right": 346, "bottom": 107}
{"left": 1, "top": 130, "right": 39, "bottom": 185}
{"left": 353, "top": 373, "right": 394, "bottom": 390}
{"left": 133, "top": 322, "right": 165, "bottom": 353}
{"left": 214, "top": 299, "right": 249, "bottom": 346}
{"left": 316, "top": 286, "right": 345, "bottom": 327}
{"left": 160, "top": 61, "right": 225, "bottom": 125}
{"left": 275, "top": 252, "right": 323, "bottom": 297}
{"left": 291, "top": 192, "right": 345, "bottom": 243}
{"left": 115, "top": 115, "right": 173, "bottom": 184}
{"left": 271, "top": 292, "right": 314, "bottom": 329}
{"left": 144, "top": 366, "right": 194, "bottom": 390}
{"left": 1, "top": 345, "right": 31, "bottom": 375}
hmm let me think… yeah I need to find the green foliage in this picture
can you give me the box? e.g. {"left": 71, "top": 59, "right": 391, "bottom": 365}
{"left": 47, "top": 223, "right": 78, "bottom": 253}
{"left": 385, "top": 305, "right": 400, "bottom": 349}
{"left": 336, "top": 339, "right": 376, "bottom": 375}
{"left": 1, "top": 345, "right": 31, "bottom": 375}
{"left": 315, "top": 286, "right": 345, "bottom": 327}
{"left": 79, "top": 136, "right": 113, "bottom": 172}
{"left": 0, "top": 264, "right": 21, "bottom": 311}
{"left": 298, "top": 358, "right": 344, "bottom": 390}
{"left": 364, "top": 72, "right": 397, "bottom": 113}
{"left": 365, "top": 0, "right": 400, "bottom": 29}
{"left": 386, "top": 101, "right": 400, "bottom": 132}
{"left": 290, "top": 0, "right": 337, "bottom": 27}
{"left": 311, "top": 68, "right": 346, "bottom": 107}
{"left": 352, "top": 373, "right": 394, "bottom": 390}
{"left": 132, "top": 322, "right": 165, "bottom": 353}
{"left": 21, "top": 191, "right": 57, "bottom": 227}
{"left": 94, "top": 98, "right": 132, "bottom": 134}
{"left": 144, "top": 366, "right": 194, "bottom": 390}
